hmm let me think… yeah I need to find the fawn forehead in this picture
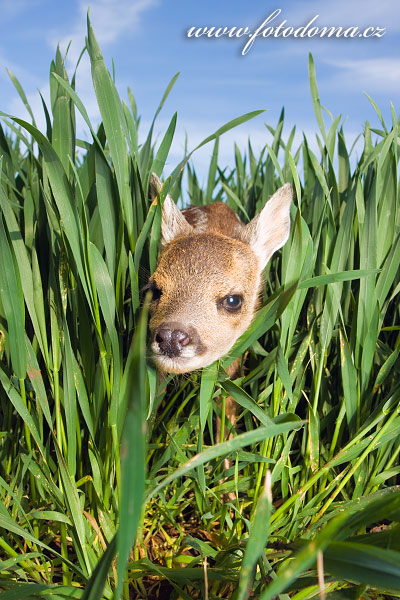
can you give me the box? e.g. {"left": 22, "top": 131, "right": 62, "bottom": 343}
{"left": 182, "top": 202, "right": 244, "bottom": 237}
{"left": 153, "top": 232, "right": 258, "bottom": 296}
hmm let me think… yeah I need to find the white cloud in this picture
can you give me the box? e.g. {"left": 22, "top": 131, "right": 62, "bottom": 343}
{"left": 0, "top": 50, "right": 35, "bottom": 86}
{"left": 53, "top": 0, "right": 160, "bottom": 130}
{"left": 287, "top": 0, "right": 394, "bottom": 31}
{"left": 50, "top": 0, "right": 159, "bottom": 64}
{"left": 3, "top": 0, "right": 159, "bottom": 133}
{"left": 0, "top": 47, "right": 48, "bottom": 131}
{"left": 325, "top": 57, "right": 400, "bottom": 94}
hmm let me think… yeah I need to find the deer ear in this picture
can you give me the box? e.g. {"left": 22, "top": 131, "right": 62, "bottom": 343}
{"left": 149, "top": 173, "right": 193, "bottom": 247}
{"left": 240, "top": 184, "right": 292, "bottom": 269}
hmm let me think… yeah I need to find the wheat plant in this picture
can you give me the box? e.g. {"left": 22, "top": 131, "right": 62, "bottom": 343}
{"left": 0, "top": 16, "right": 399, "bottom": 600}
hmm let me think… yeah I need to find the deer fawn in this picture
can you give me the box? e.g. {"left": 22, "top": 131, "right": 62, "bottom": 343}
{"left": 147, "top": 173, "right": 292, "bottom": 375}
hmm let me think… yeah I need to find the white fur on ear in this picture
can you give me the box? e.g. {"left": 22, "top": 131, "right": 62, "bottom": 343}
{"left": 149, "top": 173, "right": 193, "bottom": 247}
{"left": 240, "top": 183, "right": 292, "bottom": 269}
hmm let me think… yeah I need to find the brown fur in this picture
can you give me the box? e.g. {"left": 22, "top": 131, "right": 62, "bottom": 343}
{"left": 182, "top": 203, "right": 243, "bottom": 237}
{"left": 148, "top": 174, "right": 292, "bottom": 375}
{"left": 149, "top": 231, "right": 262, "bottom": 373}
{"left": 148, "top": 175, "right": 292, "bottom": 498}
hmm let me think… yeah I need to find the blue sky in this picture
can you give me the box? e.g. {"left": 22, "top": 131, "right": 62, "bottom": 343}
{"left": 0, "top": 0, "right": 399, "bottom": 181}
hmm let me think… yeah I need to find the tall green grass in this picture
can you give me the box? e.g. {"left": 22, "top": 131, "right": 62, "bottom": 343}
{"left": 0, "top": 17, "right": 399, "bottom": 600}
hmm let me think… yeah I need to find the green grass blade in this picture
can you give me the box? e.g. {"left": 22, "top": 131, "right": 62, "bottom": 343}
{"left": 151, "top": 112, "right": 177, "bottom": 177}
{"left": 114, "top": 300, "right": 149, "bottom": 599}
{"left": 199, "top": 361, "right": 218, "bottom": 434}
{"left": 298, "top": 268, "right": 379, "bottom": 290}
{"left": 51, "top": 49, "right": 75, "bottom": 178}
{"left": 194, "top": 111, "right": 265, "bottom": 152}
{"left": 2, "top": 115, "right": 94, "bottom": 312}
{"left": 319, "top": 189, "right": 355, "bottom": 353}
{"left": 62, "top": 323, "right": 78, "bottom": 477}
{"left": 222, "top": 283, "right": 297, "bottom": 368}
{"left": 6, "top": 69, "right": 37, "bottom": 126}
{"left": 237, "top": 473, "right": 272, "bottom": 600}
{"left": 94, "top": 150, "right": 117, "bottom": 277}
{"left": 81, "top": 535, "right": 117, "bottom": 600}
{"left": 25, "top": 336, "right": 53, "bottom": 430}
{"left": 260, "top": 512, "right": 349, "bottom": 600}
{"left": 146, "top": 416, "right": 304, "bottom": 503}
{"left": 54, "top": 443, "right": 91, "bottom": 576}
{"left": 339, "top": 328, "right": 358, "bottom": 429}
{"left": 324, "top": 542, "right": 400, "bottom": 591}
{"left": 52, "top": 72, "right": 101, "bottom": 147}
{"left": 0, "top": 184, "right": 48, "bottom": 365}
{"left": 206, "top": 137, "right": 219, "bottom": 203}
{"left": 308, "top": 53, "right": 326, "bottom": 142}
{"left": 0, "top": 215, "right": 26, "bottom": 379}
{"left": 220, "top": 379, "right": 284, "bottom": 428}
{"left": 86, "top": 15, "right": 133, "bottom": 249}
{"left": 89, "top": 242, "right": 120, "bottom": 423}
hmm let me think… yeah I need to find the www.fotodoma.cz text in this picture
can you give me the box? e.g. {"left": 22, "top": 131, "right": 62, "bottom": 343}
{"left": 186, "top": 9, "right": 386, "bottom": 55}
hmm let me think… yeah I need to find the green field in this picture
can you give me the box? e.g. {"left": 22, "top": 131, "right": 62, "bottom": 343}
{"left": 0, "top": 18, "right": 399, "bottom": 600}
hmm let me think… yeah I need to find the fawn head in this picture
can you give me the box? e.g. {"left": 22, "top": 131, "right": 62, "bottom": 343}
{"left": 147, "top": 174, "right": 292, "bottom": 373}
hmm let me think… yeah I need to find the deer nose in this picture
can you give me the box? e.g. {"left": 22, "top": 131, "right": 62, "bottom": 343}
{"left": 154, "top": 327, "right": 190, "bottom": 357}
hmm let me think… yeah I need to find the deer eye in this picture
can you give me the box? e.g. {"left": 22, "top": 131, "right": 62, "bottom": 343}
{"left": 220, "top": 294, "right": 243, "bottom": 312}
{"left": 142, "top": 281, "right": 162, "bottom": 302}
{"left": 150, "top": 283, "right": 162, "bottom": 301}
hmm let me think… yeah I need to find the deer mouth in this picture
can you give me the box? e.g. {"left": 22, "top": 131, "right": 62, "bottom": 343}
{"left": 151, "top": 354, "right": 196, "bottom": 374}
{"left": 151, "top": 348, "right": 209, "bottom": 374}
